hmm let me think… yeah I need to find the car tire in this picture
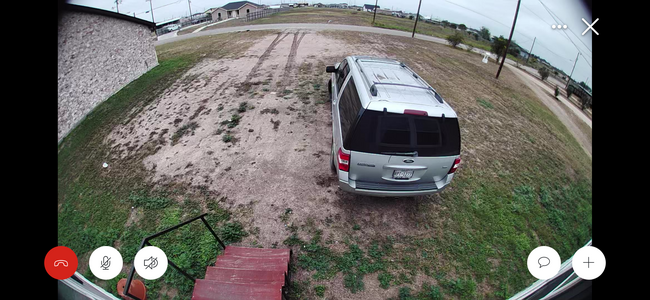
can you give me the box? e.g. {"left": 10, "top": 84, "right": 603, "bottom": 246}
{"left": 328, "top": 79, "right": 332, "bottom": 98}
{"left": 330, "top": 138, "right": 337, "bottom": 174}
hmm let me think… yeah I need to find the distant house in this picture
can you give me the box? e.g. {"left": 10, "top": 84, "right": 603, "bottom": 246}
{"left": 326, "top": 3, "right": 347, "bottom": 8}
{"left": 211, "top": 1, "right": 261, "bottom": 21}
{"left": 376, "top": 8, "right": 393, "bottom": 15}
{"left": 363, "top": 4, "right": 379, "bottom": 12}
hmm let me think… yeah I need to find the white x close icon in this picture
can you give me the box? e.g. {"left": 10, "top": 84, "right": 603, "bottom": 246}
{"left": 582, "top": 18, "right": 599, "bottom": 36}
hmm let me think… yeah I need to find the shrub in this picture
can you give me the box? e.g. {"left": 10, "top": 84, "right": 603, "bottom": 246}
{"left": 446, "top": 32, "right": 464, "bottom": 48}
{"left": 538, "top": 67, "right": 550, "bottom": 81}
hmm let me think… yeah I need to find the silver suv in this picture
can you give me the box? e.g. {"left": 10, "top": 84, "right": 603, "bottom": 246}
{"left": 326, "top": 56, "right": 461, "bottom": 197}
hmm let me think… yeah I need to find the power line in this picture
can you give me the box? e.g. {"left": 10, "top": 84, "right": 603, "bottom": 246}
{"left": 443, "top": 0, "right": 578, "bottom": 68}
{"left": 521, "top": 3, "right": 591, "bottom": 62}
{"left": 136, "top": 0, "right": 183, "bottom": 16}
{"left": 537, "top": 0, "right": 592, "bottom": 67}
{"left": 443, "top": 0, "right": 532, "bottom": 44}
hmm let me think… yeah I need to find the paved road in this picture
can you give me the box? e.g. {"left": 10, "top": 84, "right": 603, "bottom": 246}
{"left": 505, "top": 63, "right": 591, "bottom": 157}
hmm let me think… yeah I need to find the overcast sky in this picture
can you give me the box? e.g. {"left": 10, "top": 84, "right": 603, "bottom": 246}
{"left": 67, "top": 0, "right": 593, "bottom": 87}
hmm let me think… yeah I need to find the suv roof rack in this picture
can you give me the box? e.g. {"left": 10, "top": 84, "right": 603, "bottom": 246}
{"left": 369, "top": 82, "right": 435, "bottom": 95}
{"left": 353, "top": 56, "right": 445, "bottom": 104}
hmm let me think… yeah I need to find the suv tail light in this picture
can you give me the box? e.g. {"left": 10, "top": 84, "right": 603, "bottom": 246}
{"left": 448, "top": 157, "right": 461, "bottom": 174}
{"left": 338, "top": 148, "right": 350, "bottom": 172}
{"left": 403, "top": 109, "right": 428, "bottom": 116}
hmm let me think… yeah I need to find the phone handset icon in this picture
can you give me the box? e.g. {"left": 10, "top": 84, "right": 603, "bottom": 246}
{"left": 54, "top": 260, "right": 69, "bottom": 267}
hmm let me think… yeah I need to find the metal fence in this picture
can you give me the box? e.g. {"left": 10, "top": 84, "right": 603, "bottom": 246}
{"left": 246, "top": 8, "right": 290, "bottom": 22}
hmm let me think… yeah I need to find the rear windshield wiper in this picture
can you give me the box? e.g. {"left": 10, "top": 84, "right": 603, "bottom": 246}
{"left": 381, "top": 151, "right": 419, "bottom": 157}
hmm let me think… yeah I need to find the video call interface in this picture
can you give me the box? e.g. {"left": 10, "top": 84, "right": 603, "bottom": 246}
{"left": 54, "top": 1, "right": 597, "bottom": 299}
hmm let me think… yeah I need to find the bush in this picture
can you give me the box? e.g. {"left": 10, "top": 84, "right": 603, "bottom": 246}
{"left": 446, "top": 33, "right": 464, "bottom": 48}
{"left": 538, "top": 67, "right": 550, "bottom": 81}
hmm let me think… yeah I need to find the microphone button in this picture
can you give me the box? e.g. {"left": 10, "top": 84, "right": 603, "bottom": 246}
{"left": 89, "top": 246, "right": 123, "bottom": 280}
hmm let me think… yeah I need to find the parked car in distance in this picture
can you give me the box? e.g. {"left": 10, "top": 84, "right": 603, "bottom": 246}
{"left": 326, "top": 56, "right": 461, "bottom": 197}
{"left": 166, "top": 24, "right": 181, "bottom": 31}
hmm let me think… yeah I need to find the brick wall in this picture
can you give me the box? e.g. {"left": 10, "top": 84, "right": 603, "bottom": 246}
{"left": 58, "top": 10, "right": 158, "bottom": 142}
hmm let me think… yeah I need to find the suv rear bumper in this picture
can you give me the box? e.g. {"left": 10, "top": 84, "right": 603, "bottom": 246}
{"left": 338, "top": 178, "right": 447, "bottom": 197}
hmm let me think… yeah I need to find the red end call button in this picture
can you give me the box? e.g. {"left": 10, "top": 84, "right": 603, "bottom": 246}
{"left": 44, "top": 246, "right": 78, "bottom": 280}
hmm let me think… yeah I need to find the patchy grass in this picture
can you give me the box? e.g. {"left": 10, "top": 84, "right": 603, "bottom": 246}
{"left": 477, "top": 98, "right": 494, "bottom": 109}
{"left": 237, "top": 101, "right": 249, "bottom": 113}
{"left": 260, "top": 108, "right": 279, "bottom": 115}
{"left": 270, "top": 118, "right": 281, "bottom": 130}
{"left": 222, "top": 134, "right": 234, "bottom": 143}
{"left": 57, "top": 31, "right": 272, "bottom": 299}
{"left": 60, "top": 29, "right": 591, "bottom": 300}
{"left": 171, "top": 121, "right": 199, "bottom": 145}
{"left": 220, "top": 114, "right": 242, "bottom": 129}
{"left": 314, "top": 285, "right": 326, "bottom": 297}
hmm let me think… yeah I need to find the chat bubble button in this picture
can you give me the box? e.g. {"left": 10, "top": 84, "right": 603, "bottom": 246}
{"left": 527, "top": 246, "right": 561, "bottom": 280}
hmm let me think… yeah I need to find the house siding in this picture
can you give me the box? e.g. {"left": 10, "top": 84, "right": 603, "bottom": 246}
{"left": 211, "top": 3, "right": 260, "bottom": 21}
{"left": 58, "top": 10, "right": 158, "bottom": 142}
{"left": 212, "top": 8, "right": 228, "bottom": 21}
{"left": 239, "top": 3, "right": 260, "bottom": 16}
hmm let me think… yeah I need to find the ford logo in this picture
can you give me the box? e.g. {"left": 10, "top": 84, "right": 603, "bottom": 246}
{"left": 403, "top": 159, "right": 415, "bottom": 163}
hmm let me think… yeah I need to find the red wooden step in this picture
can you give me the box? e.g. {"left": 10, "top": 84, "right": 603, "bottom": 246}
{"left": 204, "top": 267, "right": 286, "bottom": 286}
{"left": 215, "top": 256, "right": 288, "bottom": 274}
{"left": 192, "top": 280, "right": 282, "bottom": 300}
{"left": 224, "top": 246, "right": 291, "bottom": 257}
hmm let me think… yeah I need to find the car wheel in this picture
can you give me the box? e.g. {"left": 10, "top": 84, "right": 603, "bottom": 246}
{"left": 328, "top": 79, "right": 332, "bottom": 98}
{"left": 330, "top": 138, "right": 337, "bottom": 174}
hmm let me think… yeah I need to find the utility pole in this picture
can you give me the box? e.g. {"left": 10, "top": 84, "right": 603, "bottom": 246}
{"left": 114, "top": 0, "right": 121, "bottom": 13}
{"left": 188, "top": 0, "right": 192, "bottom": 20}
{"left": 372, "top": 0, "right": 378, "bottom": 25}
{"left": 147, "top": 0, "right": 155, "bottom": 24}
{"left": 496, "top": 0, "right": 521, "bottom": 79}
{"left": 566, "top": 52, "right": 580, "bottom": 89}
{"left": 412, "top": 0, "right": 422, "bottom": 38}
{"left": 525, "top": 37, "right": 535, "bottom": 65}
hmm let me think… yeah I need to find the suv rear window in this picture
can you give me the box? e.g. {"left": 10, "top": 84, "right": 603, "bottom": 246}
{"left": 345, "top": 110, "right": 460, "bottom": 157}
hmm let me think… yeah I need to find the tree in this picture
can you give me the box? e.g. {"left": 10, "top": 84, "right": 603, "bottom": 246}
{"left": 479, "top": 26, "right": 491, "bottom": 40}
{"left": 508, "top": 45, "right": 520, "bottom": 57}
{"left": 446, "top": 32, "right": 464, "bottom": 48}
{"left": 458, "top": 24, "right": 467, "bottom": 31}
{"left": 441, "top": 20, "right": 449, "bottom": 28}
{"left": 538, "top": 67, "right": 550, "bottom": 81}
{"left": 491, "top": 35, "right": 508, "bottom": 63}
{"left": 449, "top": 23, "right": 458, "bottom": 30}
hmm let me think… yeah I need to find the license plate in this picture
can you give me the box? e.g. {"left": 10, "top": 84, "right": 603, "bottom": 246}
{"left": 392, "top": 170, "right": 414, "bottom": 179}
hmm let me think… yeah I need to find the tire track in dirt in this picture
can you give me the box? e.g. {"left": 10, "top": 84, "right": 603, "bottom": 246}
{"left": 277, "top": 31, "right": 307, "bottom": 92}
{"left": 242, "top": 31, "right": 291, "bottom": 86}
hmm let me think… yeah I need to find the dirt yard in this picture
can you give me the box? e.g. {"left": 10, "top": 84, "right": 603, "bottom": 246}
{"left": 109, "top": 29, "right": 384, "bottom": 245}
{"left": 102, "top": 29, "right": 592, "bottom": 299}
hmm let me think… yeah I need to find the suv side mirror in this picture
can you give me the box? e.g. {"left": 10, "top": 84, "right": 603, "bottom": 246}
{"left": 326, "top": 66, "right": 337, "bottom": 73}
